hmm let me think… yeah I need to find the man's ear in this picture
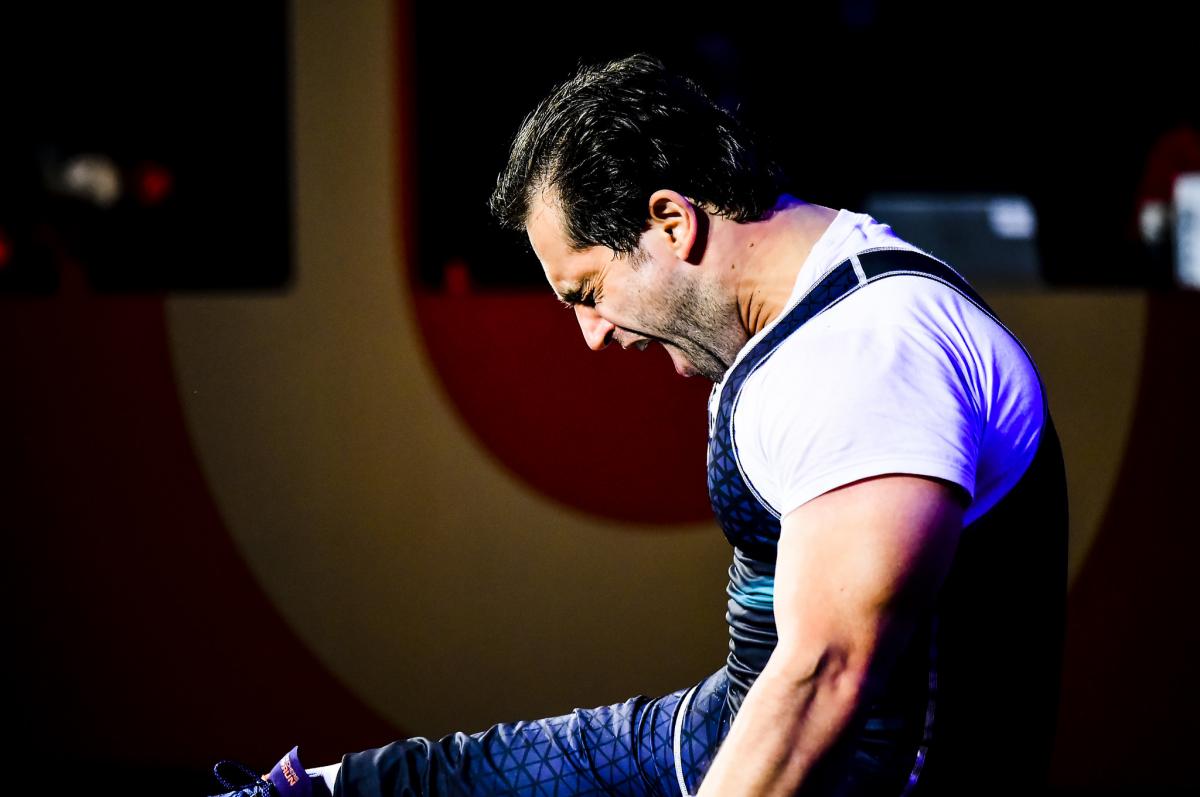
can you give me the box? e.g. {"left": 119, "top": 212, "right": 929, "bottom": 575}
{"left": 647, "top": 190, "right": 702, "bottom": 263}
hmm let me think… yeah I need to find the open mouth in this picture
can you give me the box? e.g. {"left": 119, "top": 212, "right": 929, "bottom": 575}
{"left": 618, "top": 336, "right": 651, "bottom": 351}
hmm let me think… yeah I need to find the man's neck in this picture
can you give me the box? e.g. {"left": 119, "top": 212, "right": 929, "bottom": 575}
{"left": 719, "top": 196, "right": 840, "bottom": 337}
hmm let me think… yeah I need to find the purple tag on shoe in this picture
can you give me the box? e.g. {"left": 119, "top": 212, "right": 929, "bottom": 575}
{"left": 265, "top": 746, "right": 312, "bottom": 797}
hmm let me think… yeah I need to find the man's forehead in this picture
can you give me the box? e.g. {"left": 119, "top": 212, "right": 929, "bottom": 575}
{"left": 525, "top": 189, "right": 567, "bottom": 256}
{"left": 526, "top": 191, "right": 591, "bottom": 302}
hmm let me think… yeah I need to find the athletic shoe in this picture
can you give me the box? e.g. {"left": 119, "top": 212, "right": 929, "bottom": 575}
{"left": 210, "top": 746, "right": 327, "bottom": 797}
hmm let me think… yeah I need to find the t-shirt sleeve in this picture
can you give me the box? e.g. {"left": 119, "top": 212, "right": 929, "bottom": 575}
{"left": 734, "top": 306, "right": 984, "bottom": 519}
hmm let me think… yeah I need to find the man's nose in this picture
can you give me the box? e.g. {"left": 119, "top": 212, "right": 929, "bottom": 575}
{"left": 574, "top": 304, "right": 615, "bottom": 351}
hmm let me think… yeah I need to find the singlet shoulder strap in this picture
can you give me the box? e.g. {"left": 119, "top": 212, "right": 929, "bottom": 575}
{"left": 724, "top": 246, "right": 971, "bottom": 391}
{"left": 854, "top": 247, "right": 998, "bottom": 318}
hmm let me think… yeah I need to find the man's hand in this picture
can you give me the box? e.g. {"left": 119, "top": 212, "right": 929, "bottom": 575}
{"left": 696, "top": 474, "right": 965, "bottom": 797}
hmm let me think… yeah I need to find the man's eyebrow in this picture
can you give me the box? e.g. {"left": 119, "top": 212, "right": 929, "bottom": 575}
{"left": 556, "top": 276, "right": 592, "bottom": 306}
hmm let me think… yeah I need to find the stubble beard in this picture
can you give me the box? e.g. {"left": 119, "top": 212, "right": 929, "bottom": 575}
{"left": 659, "top": 276, "right": 746, "bottom": 382}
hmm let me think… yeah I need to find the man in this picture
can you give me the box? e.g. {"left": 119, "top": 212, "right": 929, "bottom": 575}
{"left": 214, "top": 54, "right": 1066, "bottom": 796}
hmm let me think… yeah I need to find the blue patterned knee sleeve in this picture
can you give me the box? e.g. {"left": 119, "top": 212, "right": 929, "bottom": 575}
{"left": 336, "top": 670, "right": 729, "bottom": 797}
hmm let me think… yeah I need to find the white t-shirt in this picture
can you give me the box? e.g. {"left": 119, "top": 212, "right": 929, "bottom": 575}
{"left": 709, "top": 209, "right": 1045, "bottom": 527}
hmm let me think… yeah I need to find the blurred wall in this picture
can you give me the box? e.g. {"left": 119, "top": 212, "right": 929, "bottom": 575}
{"left": 1, "top": 0, "right": 1197, "bottom": 793}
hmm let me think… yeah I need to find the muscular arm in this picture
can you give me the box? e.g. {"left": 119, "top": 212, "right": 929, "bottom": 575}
{"left": 695, "top": 474, "right": 964, "bottom": 797}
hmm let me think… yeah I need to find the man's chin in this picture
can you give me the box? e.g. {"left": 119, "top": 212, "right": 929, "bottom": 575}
{"left": 664, "top": 344, "right": 723, "bottom": 381}
{"left": 662, "top": 344, "right": 695, "bottom": 377}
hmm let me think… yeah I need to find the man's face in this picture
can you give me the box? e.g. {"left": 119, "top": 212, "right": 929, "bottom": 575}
{"left": 526, "top": 192, "right": 739, "bottom": 381}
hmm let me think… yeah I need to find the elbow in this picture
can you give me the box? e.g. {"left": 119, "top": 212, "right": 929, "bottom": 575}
{"left": 768, "top": 641, "right": 873, "bottom": 713}
{"left": 813, "top": 647, "right": 873, "bottom": 711}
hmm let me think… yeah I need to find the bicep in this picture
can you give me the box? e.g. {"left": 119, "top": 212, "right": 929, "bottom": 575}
{"left": 770, "top": 475, "right": 965, "bottom": 680}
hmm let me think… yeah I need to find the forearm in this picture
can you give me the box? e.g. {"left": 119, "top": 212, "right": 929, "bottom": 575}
{"left": 695, "top": 651, "right": 863, "bottom": 797}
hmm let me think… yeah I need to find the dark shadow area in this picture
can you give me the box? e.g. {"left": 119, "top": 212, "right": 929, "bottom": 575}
{"left": 0, "top": 2, "right": 291, "bottom": 293}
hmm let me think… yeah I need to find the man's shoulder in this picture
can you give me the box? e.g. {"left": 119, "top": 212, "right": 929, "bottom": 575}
{"left": 762, "top": 266, "right": 987, "bottom": 369}
{"left": 734, "top": 264, "right": 1006, "bottom": 438}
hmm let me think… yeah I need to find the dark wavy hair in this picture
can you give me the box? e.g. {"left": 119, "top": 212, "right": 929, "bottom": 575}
{"left": 489, "top": 54, "right": 788, "bottom": 255}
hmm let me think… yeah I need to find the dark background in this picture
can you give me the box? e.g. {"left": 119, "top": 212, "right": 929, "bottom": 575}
{"left": 1, "top": 3, "right": 290, "bottom": 293}
{"left": 4, "top": 2, "right": 1195, "bottom": 295}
